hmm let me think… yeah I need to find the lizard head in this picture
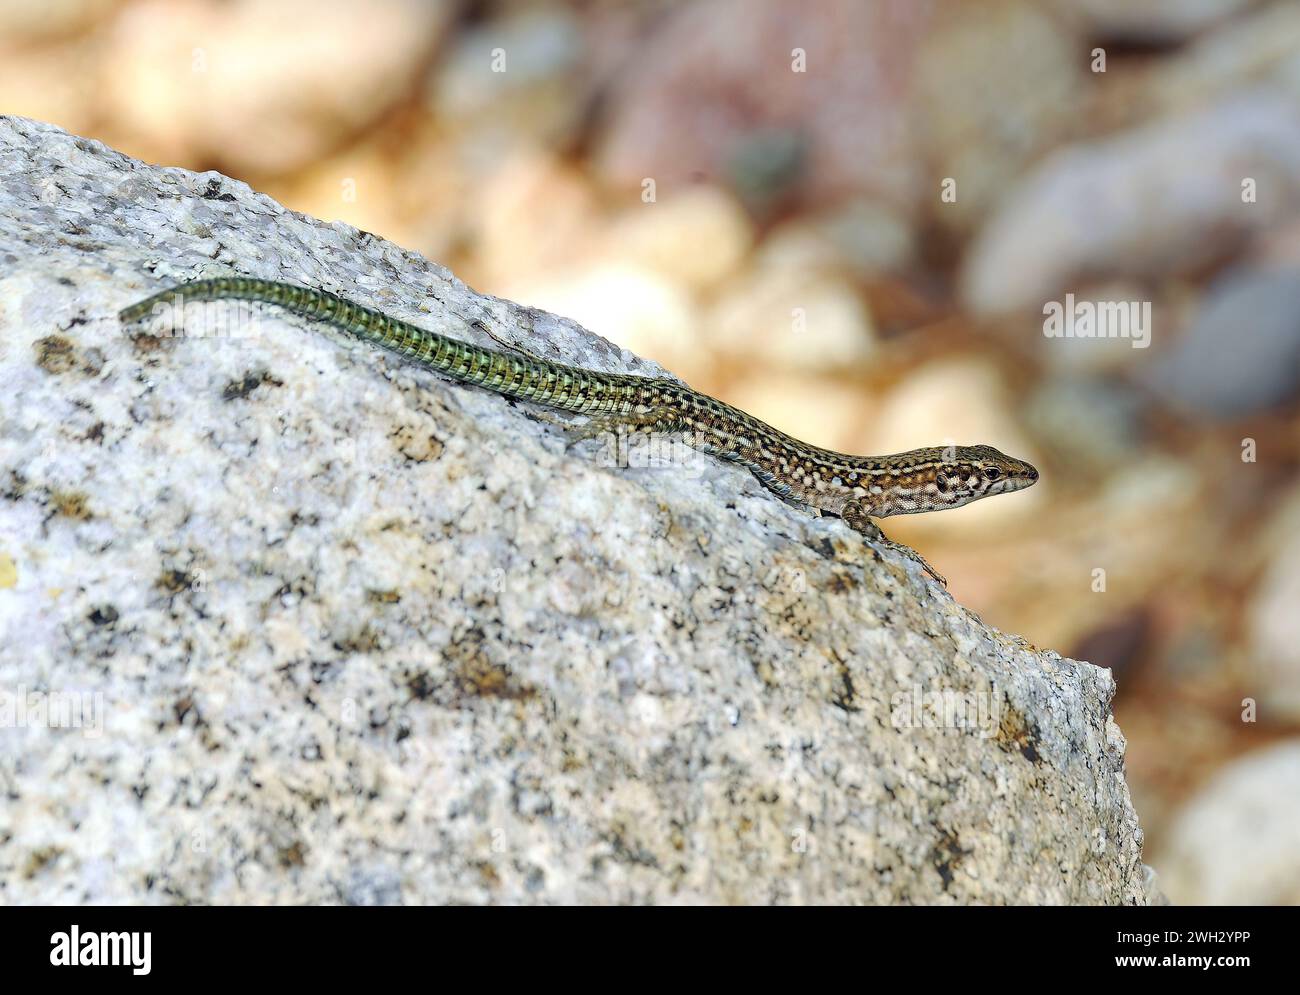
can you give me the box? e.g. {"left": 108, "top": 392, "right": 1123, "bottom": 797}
{"left": 929, "top": 444, "right": 1038, "bottom": 510}
{"left": 869, "top": 444, "right": 1038, "bottom": 516}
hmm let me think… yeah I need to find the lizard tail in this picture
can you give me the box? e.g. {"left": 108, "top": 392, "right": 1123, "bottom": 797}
{"left": 117, "top": 277, "right": 635, "bottom": 417}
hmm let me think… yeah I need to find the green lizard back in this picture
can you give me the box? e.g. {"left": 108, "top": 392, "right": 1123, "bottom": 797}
{"left": 118, "top": 277, "right": 645, "bottom": 417}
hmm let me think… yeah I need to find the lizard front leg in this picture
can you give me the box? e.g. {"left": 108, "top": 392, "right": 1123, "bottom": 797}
{"left": 842, "top": 500, "right": 947, "bottom": 587}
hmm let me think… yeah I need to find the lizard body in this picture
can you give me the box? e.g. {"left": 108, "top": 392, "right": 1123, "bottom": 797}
{"left": 120, "top": 278, "right": 1039, "bottom": 582}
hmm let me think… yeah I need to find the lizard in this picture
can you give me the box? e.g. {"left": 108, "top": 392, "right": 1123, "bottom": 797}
{"left": 118, "top": 277, "right": 1039, "bottom": 585}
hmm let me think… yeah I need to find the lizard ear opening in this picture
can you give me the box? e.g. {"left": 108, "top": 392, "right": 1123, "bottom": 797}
{"left": 935, "top": 472, "right": 949, "bottom": 493}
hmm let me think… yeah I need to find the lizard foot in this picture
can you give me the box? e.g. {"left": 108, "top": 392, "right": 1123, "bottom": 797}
{"left": 841, "top": 501, "right": 948, "bottom": 587}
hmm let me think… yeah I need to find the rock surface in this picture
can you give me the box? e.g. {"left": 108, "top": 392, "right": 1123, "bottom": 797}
{"left": 0, "top": 117, "right": 1148, "bottom": 905}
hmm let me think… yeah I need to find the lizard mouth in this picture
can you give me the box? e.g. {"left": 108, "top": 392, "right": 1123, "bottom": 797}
{"left": 1010, "top": 462, "right": 1039, "bottom": 489}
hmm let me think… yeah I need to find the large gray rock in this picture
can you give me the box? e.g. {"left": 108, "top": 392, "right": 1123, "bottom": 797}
{"left": 0, "top": 116, "right": 1149, "bottom": 905}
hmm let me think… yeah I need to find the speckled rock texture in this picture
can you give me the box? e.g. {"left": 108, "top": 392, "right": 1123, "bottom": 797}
{"left": 0, "top": 117, "right": 1148, "bottom": 905}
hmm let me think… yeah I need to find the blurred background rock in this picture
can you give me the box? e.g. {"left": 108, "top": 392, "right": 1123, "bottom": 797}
{"left": 4, "top": 0, "right": 1298, "bottom": 905}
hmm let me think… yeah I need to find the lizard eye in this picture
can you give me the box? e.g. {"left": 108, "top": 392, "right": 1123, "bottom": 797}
{"left": 935, "top": 472, "right": 949, "bottom": 492}
{"left": 982, "top": 466, "right": 1001, "bottom": 481}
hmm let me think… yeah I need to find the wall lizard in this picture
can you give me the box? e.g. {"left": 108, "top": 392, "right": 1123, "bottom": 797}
{"left": 119, "top": 278, "right": 1039, "bottom": 585}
